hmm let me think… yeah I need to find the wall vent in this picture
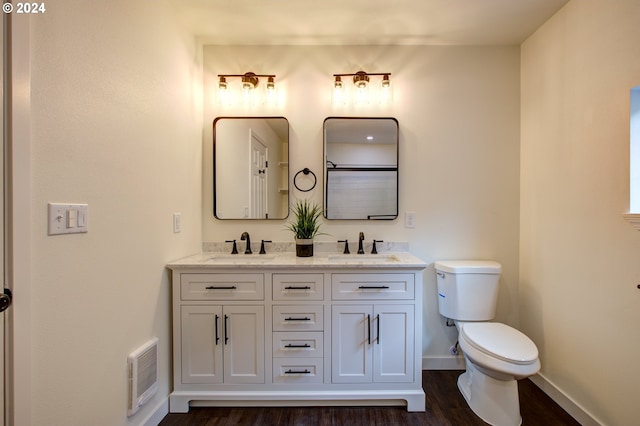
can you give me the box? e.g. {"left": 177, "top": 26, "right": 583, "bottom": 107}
{"left": 127, "top": 337, "right": 159, "bottom": 416}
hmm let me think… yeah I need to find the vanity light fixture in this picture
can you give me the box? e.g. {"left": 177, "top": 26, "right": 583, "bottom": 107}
{"left": 333, "top": 71, "right": 389, "bottom": 88}
{"left": 218, "top": 72, "right": 275, "bottom": 90}
{"left": 332, "top": 71, "right": 392, "bottom": 106}
{"left": 217, "top": 72, "right": 278, "bottom": 107}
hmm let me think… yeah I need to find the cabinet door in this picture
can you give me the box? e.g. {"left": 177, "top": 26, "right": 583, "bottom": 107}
{"left": 373, "top": 305, "right": 414, "bottom": 383}
{"left": 223, "top": 305, "right": 265, "bottom": 384}
{"left": 331, "top": 305, "right": 373, "bottom": 384}
{"left": 181, "top": 305, "right": 223, "bottom": 384}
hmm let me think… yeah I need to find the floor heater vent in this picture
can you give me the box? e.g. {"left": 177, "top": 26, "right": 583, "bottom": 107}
{"left": 127, "top": 337, "right": 159, "bottom": 416}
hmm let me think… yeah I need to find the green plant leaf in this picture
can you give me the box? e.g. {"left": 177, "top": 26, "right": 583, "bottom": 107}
{"left": 285, "top": 199, "right": 325, "bottom": 239}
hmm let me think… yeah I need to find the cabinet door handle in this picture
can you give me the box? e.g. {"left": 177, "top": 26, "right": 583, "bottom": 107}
{"left": 284, "top": 286, "right": 312, "bottom": 290}
{"left": 215, "top": 314, "right": 220, "bottom": 345}
{"left": 284, "top": 343, "right": 311, "bottom": 348}
{"left": 284, "top": 316, "right": 311, "bottom": 321}
{"left": 285, "top": 369, "right": 311, "bottom": 374}
{"left": 205, "top": 285, "right": 237, "bottom": 290}
{"left": 367, "top": 314, "right": 371, "bottom": 345}
{"left": 376, "top": 314, "right": 380, "bottom": 345}
{"left": 224, "top": 315, "right": 229, "bottom": 344}
{"left": 358, "top": 285, "right": 390, "bottom": 289}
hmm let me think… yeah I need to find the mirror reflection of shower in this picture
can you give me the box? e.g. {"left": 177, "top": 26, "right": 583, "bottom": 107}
{"left": 324, "top": 117, "right": 398, "bottom": 220}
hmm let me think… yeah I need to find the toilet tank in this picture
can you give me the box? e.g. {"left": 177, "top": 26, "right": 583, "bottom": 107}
{"left": 435, "top": 260, "right": 501, "bottom": 321}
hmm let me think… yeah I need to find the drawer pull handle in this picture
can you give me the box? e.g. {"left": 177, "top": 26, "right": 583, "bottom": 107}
{"left": 284, "top": 343, "right": 311, "bottom": 348}
{"left": 205, "top": 285, "right": 237, "bottom": 290}
{"left": 358, "top": 285, "right": 390, "bottom": 289}
{"left": 284, "top": 316, "right": 311, "bottom": 321}
{"left": 285, "top": 369, "right": 311, "bottom": 374}
{"left": 367, "top": 314, "right": 371, "bottom": 345}
{"left": 284, "top": 286, "right": 312, "bottom": 290}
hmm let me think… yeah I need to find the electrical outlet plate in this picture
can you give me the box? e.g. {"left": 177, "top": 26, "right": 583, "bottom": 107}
{"left": 48, "top": 203, "right": 88, "bottom": 235}
{"left": 405, "top": 211, "right": 416, "bottom": 228}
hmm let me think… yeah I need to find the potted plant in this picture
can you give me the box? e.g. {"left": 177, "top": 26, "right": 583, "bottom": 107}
{"left": 286, "top": 199, "right": 324, "bottom": 257}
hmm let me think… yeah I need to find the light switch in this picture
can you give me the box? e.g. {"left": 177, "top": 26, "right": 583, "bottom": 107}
{"left": 78, "top": 209, "right": 86, "bottom": 227}
{"left": 48, "top": 203, "right": 88, "bottom": 235}
{"left": 66, "top": 209, "right": 77, "bottom": 228}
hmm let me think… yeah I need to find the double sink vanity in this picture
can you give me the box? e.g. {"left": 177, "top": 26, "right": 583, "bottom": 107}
{"left": 167, "top": 248, "right": 426, "bottom": 412}
{"left": 169, "top": 115, "right": 426, "bottom": 411}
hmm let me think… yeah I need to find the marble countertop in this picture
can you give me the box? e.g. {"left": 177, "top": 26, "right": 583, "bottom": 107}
{"left": 167, "top": 251, "right": 427, "bottom": 270}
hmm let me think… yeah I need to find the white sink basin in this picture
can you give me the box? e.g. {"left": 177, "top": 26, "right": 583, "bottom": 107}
{"left": 327, "top": 254, "right": 400, "bottom": 263}
{"left": 206, "top": 254, "right": 277, "bottom": 264}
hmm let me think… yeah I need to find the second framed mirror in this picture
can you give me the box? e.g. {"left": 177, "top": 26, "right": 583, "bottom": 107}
{"left": 324, "top": 117, "right": 398, "bottom": 220}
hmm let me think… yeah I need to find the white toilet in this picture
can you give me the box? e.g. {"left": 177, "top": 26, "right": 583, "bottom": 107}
{"left": 435, "top": 260, "right": 540, "bottom": 426}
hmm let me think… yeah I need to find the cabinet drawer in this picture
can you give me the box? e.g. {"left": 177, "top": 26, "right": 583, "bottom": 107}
{"left": 180, "top": 273, "right": 264, "bottom": 301}
{"left": 273, "top": 332, "right": 323, "bottom": 358}
{"left": 273, "top": 274, "right": 324, "bottom": 301}
{"left": 273, "top": 358, "right": 324, "bottom": 384}
{"left": 273, "top": 305, "right": 323, "bottom": 331}
{"left": 331, "top": 273, "right": 414, "bottom": 300}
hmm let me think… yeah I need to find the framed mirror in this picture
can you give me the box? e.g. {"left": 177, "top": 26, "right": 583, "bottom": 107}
{"left": 214, "top": 117, "right": 289, "bottom": 219}
{"left": 324, "top": 117, "right": 398, "bottom": 220}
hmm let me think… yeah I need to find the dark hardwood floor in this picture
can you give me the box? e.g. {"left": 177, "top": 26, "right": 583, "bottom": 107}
{"left": 159, "top": 370, "right": 580, "bottom": 426}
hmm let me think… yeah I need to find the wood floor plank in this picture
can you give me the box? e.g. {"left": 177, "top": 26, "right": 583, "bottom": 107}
{"left": 159, "top": 370, "right": 581, "bottom": 425}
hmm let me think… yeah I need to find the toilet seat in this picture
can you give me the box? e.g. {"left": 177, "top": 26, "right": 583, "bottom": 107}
{"left": 460, "top": 322, "right": 538, "bottom": 365}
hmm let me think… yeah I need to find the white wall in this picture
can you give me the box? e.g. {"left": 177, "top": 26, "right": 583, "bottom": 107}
{"left": 28, "top": 1, "right": 202, "bottom": 425}
{"left": 202, "top": 45, "right": 521, "bottom": 366}
{"left": 520, "top": 1, "right": 640, "bottom": 424}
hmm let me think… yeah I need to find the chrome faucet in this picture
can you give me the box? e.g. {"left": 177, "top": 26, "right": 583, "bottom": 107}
{"left": 357, "top": 232, "right": 365, "bottom": 254}
{"left": 241, "top": 232, "right": 252, "bottom": 254}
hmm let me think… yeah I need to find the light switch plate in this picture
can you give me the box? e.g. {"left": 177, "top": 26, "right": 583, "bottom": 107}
{"left": 48, "top": 203, "right": 88, "bottom": 235}
{"left": 173, "top": 212, "right": 181, "bottom": 233}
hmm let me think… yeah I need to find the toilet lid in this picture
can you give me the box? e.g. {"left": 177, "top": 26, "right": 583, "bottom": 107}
{"left": 461, "top": 322, "right": 538, "bottom": 365}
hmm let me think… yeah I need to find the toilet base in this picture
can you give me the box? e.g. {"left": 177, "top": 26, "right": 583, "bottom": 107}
{"left": 457, "top": 360, "right": 522, "bottom": 426}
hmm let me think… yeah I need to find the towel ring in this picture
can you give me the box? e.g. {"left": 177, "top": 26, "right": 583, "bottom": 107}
{"left": 293, "top": 168, "right": 317, "bottom": 192}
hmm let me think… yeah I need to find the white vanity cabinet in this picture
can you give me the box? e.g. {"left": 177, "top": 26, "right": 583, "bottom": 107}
{"left": 176, "top": 273, "right": 265, "bottom": 385}
{"left": 331, "top": 304, "right": 414, "bottom": 384}
{"left": 331, "top": 273, "right": 415, "bottom": 384}
{"left": 181, "top": 305, "right": 264, "bottom": 384}
{"left": 168, "top": 253, "right": 426, "bottom": 413}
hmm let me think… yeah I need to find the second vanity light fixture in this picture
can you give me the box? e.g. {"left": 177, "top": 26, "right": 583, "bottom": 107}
{"left": 217, "top": 72, "right": 278, "bottom": 107}
{"left": 333, "top": 71, "right": 392, "bottom": 106}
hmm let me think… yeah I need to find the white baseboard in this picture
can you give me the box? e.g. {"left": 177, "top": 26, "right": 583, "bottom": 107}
{"left": 529, "top": 374, "right": 603, "bottom": 426}
{"left": 141, "top": 398, "right": 169, "bottom": 426}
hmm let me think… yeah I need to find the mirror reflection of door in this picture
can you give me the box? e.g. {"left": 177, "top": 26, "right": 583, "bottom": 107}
{"left": 213, "top": 117, "right": 289, "bottom": 220}
{"left": 250, "top": 133, "right": 268, "bottom": 218}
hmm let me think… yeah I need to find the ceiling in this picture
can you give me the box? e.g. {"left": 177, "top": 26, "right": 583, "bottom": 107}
{"left": 168, "top": 0, "right": 568, "bottom": 46}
